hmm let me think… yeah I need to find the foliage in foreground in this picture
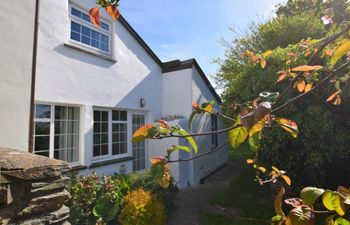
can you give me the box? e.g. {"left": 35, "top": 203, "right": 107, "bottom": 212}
{"left": 68, "top": 171, "right": 177, "bottom": 225}
{"left": 119, "top": 188, "right": 166, "bottom": 225}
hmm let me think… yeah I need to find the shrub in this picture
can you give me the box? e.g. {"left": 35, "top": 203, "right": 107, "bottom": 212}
{"left": 119, "top": 188, "right": 166, "bottom": 225}
{"left": 126, "top": 170, "right": 179, "bottom": 216}
{"left": 68, "top": 173, "right": 129, "bottom": 225}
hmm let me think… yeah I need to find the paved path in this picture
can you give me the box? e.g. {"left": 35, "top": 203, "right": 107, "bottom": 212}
{"left": 168, "top": 160, "right": 240, "bottom": 225}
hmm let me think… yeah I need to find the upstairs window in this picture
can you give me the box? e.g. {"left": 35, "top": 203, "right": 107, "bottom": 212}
{"left": 69, "top": 6, "right": 111, "bottom": 54}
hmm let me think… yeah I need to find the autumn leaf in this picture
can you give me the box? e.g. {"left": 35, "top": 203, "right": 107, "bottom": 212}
{"left": 331, "top": 40, "right": 350, "bottom": 65}
{"left": 326, "top": 49, "right": 333, "bottom": 57}
{"left": 282, "top": 175, "right": 292, "bottom": 186}
{"left": 323, "top": 190, "right": 346, "bottom": 216}
{"left": 192, "top": 102, "right": 199, "bottom": 109}
{"left": 295, "top": 80, "right": 306, "bottom": 92}
{"left": 275, "top": 118, "right": 299, "bottom": 138}
{"left": 291, "top": 65, "right": 323, "bottom": 72}
{"left": 260, "top": 59, "right": 267, "bottom": 69}
{"left": 228, "top": 125, "right": 248, "bottom": 149}
{"left": 106, "top": 5, "right": 120, "bottom": 20}
{"left": 274, "top": 187, "right": 286, "bottom": 217}
{"left": 304, "top": 83, "right": 313, "bottom": 93}
{"left": 263, "top": 50, "right": 273, "bottom": 58}
{"left": 246, "top": 159, "right": 254, "bottom": 164}
{"left": 89, "top": 7, "right": 100, "bottom": 28}
{"left": 132, "top": 124, "right": 153, "bottom": 142}
{"left": 326, "top": 91, "right": 341, "bottom": 102}
{"left": 333, "top": 96, "right": 342, "bottom": 105}
{"left": 277, "top": 72, "right": 288, "bottom": 82}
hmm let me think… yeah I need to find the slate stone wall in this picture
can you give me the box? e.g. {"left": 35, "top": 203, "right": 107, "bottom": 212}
{"left": 0, "top": 148, "right": 71, "bottom": 225}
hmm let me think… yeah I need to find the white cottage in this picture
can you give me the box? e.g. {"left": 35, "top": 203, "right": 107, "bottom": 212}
{"left": 33, "top": 0, "right": 228, "bottom": 187}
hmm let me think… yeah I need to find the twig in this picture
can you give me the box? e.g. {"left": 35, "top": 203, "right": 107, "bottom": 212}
{"left": 275, "top": 24, "right": 350, "bottom": 103}
{"left": 159, "top": 124, "right": 242, "bottom": 139}
{"left": 168, "top": 141, "right": 229, "bottom": 163}
{"left": 272, "top": 61, "right": 350, "bottom": 114}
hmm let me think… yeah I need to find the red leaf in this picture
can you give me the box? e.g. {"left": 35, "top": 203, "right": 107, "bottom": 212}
{"left": 106, "top": 5, "right": 120, "bottom": 20}
{"left": 192, "top": 102, "right": 199, "bottom": 110}
{"left": 277, "top": 71, "right": 287, "bottom": 82}
{"left": 89, "top": 7, "right": 100, "bottom": 28}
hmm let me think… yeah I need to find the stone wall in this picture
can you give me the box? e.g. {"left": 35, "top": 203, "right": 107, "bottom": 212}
{"left": 0, "top": 148, "right": 71, "bottom": 225}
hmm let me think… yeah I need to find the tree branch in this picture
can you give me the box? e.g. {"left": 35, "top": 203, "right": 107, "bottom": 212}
{"left": 272, "top": 61, "right": 350, "bottom": 114}
{"left": 168, "top": 140, "right": 228, "bottom": 163}
{"left": 275, "top": 24, "right": 350, "bottom": 103}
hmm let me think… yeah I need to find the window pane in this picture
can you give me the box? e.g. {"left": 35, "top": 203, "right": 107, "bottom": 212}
{"left": 34, "top": 136, "right": 50, "bottom": 152}
{"left": 112, "top": 110, "right": 120, "bottom": 121}
{"left": 101, "top": 144, "right": 108, "bottom": 155}
{"left": 55, "top": 106, "right": 67, "bottom": 120}
{"left": 112, "top": 143, "right": 120, "bottom": 155}
{"left": 82, "top": 13, "right": 91, "bottom": 23}
{"left": 71, "top": 8, "right": 82, "bottom": 18}
{"left": 91, "top": 39, "right": 99, "bottom": 48}
{"left": 120, "top": 111, "right": 127, "bottom": 121}
{"left": 71, "top": 31, "right": 80, "bottom": 42}
{"left": 35, "top": 104, "right": 51, "bottom": 119}
{"left": 132, "top": 114, "right": 146, "bottom": 170}
{"left": 92, "top": 30, "right": 99, "bottom": 40}
{"left": 102, "top": 111, "right": 108, "bottom": 121}
{"left": 82, "top": 26, "right": 90, "bottom": 36}
{"left": 36, "top": 150, "right": 49, "bottom": 158}
{"left": 82, "top": 35, "right": 90, "bottom": 45}
{"left": 35, "top": 122, "right": 50, "bottom": 135}
{"left": 71, "top": 21, "right": 81, "bottom": 32}
{"left": 54, "top": 121, "right": 66, "bottom": 135}
{"left": 93, "top": 145, "right": 100, "bottom": 157}
{"left": 101, "top": 22, "right": 109, "bottom": 31}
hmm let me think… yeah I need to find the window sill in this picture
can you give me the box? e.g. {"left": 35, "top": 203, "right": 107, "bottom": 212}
{"left": 89, "top": 156, "right": 133, "bottom": 169}
{"left": 69, "top": 164, "right": 88, "bottom": 172}
{"left": 64, "top": 42, "right": 117, "bottom": 63}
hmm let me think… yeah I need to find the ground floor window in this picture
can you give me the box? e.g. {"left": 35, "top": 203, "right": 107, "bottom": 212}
{"left": 93, "top": 109, "right": 129, "bottom": 158}
{"left": 33, "top": 104, "right": 80, "bottom": 163}
{"left": 132, "top": 114, "right": 146, "bottom": 171}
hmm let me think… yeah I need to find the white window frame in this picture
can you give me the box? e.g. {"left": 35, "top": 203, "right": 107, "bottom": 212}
{"left": 92, "top": 108, "right": 132, "bottom": 162}
{"left": 68, "top": 4, "right": 113, "bottom": 56}
{"left": 33, "top": 103, "right": 83, "bottom": 167}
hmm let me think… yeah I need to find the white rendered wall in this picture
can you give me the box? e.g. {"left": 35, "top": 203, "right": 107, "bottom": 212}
{"left": 190, "top": 67, "right": 228, "bottom": 185}
{"left": 0, "top": 1, "right": 36, "bottom": 151}
{"left": 35, "top": 0, "right": 163, "bottom": 173}
{"left": 162, "top": 69, "right": 193, "bottom": 117}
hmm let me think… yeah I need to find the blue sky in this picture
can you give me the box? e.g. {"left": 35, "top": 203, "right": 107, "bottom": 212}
{"left": 119, "top": 0, "right": 287, "bottom": 88}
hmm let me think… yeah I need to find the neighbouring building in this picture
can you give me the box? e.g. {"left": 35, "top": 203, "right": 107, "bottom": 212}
{"left": 2, "top": 0, "right": 228, "bottom": 187}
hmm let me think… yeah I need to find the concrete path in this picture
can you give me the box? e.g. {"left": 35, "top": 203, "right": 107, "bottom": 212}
{"left": 168, "top": 160, "right": 240, "bottom": 225}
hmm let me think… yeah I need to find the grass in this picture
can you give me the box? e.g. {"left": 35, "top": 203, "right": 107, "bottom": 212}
{"left": 200, "top": 156, "right": 274, "bottom": 225}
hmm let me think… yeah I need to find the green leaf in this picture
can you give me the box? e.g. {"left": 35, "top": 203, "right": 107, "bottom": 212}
{"left": 271, "top": 215, "right": 284, "bottom": 223}
{"left": 335, "top": 218, "right": 350, "bottom": 225}
{"left": 322, "top": 190, "right": 346, "bottom": 216}
{"left": 228, "top": 126, "right": 248, "bottom": 149}
{"left": 274, "top": 187, "right": 286, "bottom": 217}
{"left": 172, "top": 145, "right": 191, "bottom": 153}
{"left": 188, "top": 111, "right": 198, "bottom": 130}
{"left": 174, "top": 128, "right": 198, "bottom": 153}
{"left": 248, "top": 130, "right": 262, "bottom": 151}
{"left": 331, "top": 40, "right": 350, "bottom": 66}
{"left": 300, "top": 187, "right": 325, "bottom": 206}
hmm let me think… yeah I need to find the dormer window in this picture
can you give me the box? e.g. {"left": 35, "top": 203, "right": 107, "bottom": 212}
{"left": 69, "top": 5, "right": 112, "bottom": 54}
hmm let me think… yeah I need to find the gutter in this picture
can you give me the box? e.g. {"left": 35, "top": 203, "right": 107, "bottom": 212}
{"left": 28, "top": 0, "right": 40, "bottom": 153}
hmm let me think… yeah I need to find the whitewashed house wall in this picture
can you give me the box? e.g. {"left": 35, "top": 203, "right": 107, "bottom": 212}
{"left": 33, "top": 0, "right": 227, "bottom": 186}
{"left": 0, "top": 0, "right": 36, "bottom": 151}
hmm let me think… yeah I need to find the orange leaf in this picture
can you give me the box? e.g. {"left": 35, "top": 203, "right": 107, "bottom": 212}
{"left": 326, "top": 91, "right": 341, "bottom": 102}
{"left": 277, "top": 73, "right": 287, "bottom": 82}
{"left": 192, "top": 102, "right": 199, "bottom": 109}
{"left": 246, "top": 159, "right": 254, "bottom": 164}
{"left": 291, "top": 65, "right": 323, "bottom": 72}
{"left": 89, "top": 7, "right": 100, "bottom": 28}
{"left": 251, "top": 54, "right": 259, "bottom": 62}
{"left": 132, "top": 124, "right": 153, "bottom": 143}
{"left": 106, "top": 5, "right": 120, "bottom": 20}
{"left": 333, "top": 96, "right": 342, "bottom": 105}
{"left": 150, "top": 156, "right": 167, "bottom": 165}
{"left": 295, "top": 80, "right": 306, "bottom": 92}
{"left": 304, "top": 83, "right": 313, "bottom": 93}
{"left": 282, "top": 175, "right": 292, "bottom": 186}
{"left": 260, "top": 59, "right": 266, "bottom": 69}
{"left": 159, "top": 120, "right": 169, "bottom": 129}
{"left": 326, "top": 49, "right": 333, "bottom": 57}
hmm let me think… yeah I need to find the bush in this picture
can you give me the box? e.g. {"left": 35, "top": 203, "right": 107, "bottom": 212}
{"left": 119, "top": 188, "right": 166, "bottom": 225}
{"left": 68, "top": 173, "right": 129, "bottom": 225}
{"left": 126, "top": 170, "right": 179, "bottom": 216}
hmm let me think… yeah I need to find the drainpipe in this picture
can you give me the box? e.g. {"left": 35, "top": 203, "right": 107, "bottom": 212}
{"left": 28, "top": 0, "right": 40, "bottom": 153}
